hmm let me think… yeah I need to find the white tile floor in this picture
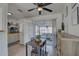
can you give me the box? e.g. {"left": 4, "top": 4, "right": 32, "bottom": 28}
{"left": 46, "top": 45, "right": 56, "bottom": 56}
{"left": 8, "top": 42, "right": 56, "bottom": 56}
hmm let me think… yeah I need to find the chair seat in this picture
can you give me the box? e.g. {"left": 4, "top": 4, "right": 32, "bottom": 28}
{"left": 31, "top": 49, "right": 38, "bottom": 54}
{"left": 31, "top": 48, "right": 48, "bottom": 56}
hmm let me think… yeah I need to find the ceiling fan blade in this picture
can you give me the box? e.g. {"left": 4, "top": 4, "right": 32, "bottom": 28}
{"left": 43, "top": 8, "right": 52, "bottom": 12}
{"left": 39, "top": 11, "right": 41, "bottom": 15}
{"left": 43, "top": 3, "right": 52, "bottom": 6}
{"left": 28, "top": 8, "right": 35, "bottom": 11}
{"left": 33, "top": 3, "right": 52, "bottom": 6}
{"left": 33, "top": 3, "right": 39, "bottom": 5}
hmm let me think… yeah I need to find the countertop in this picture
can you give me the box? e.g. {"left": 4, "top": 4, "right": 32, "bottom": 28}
{"left": 0, "top": 30, "right": 4, "bottom": 32}
{"left": 8, "top": 32, "right": 20, "bottom": 34}
{"left": 61, "top": 32, "right": 79, "bottom": 42}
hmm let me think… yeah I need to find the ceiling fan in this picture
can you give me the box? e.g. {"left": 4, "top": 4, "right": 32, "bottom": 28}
{"left": 28, "top": 3, "right": 53, "bottom": 15}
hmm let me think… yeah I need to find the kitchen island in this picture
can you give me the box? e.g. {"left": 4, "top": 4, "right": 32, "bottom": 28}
{"left": 57, "top": 32, "right": 79, "bottom": 56}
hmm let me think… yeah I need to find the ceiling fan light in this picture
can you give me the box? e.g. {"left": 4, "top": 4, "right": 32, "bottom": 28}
{"left": 37, "top": 7, "right": 43, "bottom": 11}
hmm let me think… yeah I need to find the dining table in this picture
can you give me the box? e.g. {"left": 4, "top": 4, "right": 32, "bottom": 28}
{"left": 26, "top": 39, "right": 46, "bottom": 56}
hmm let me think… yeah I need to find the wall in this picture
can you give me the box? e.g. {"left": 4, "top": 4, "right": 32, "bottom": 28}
{"left": 18, "top": 19, "right": 34, "bottom": 44}
{"left": 0, "top": 3, "right": 8, "bottom": 56}
{"left": 63, "top": 3, "right": 70, "bottom": 33}
{"left": 29, "top": 13, "right": 62, "bottom": 30}
{"left": 18, "top": 19, "right": 35, "bottom": 44}
{"left": 19, "top": 23, "right": 24, "bottom": 44}
{"left": 63, "top": 3, "right": 79, "bottom": 37}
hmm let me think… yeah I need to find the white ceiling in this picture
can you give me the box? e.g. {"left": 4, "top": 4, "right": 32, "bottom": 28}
{"left": 8, "top": 3, "right": 66, "bottom": 19}
{"left": 33, "top": 19, "right": 56, "bottom": 27}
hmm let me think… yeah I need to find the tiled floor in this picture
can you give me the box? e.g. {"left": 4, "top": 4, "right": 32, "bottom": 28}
{"left": 46, "top": 45, "right": 56, "bottom": 56}
{"left": 8, "top": 41, "right": 56, "bottom": 56}
{"left": 46, "top": 40, "right": 57, "bottom": 56}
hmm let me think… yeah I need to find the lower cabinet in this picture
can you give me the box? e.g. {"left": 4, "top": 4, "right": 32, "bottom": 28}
{"left": 57, "top": 32, "right": 79, "bottom": 56}
{"left": 61, "top": 39, "right": 79, "bottom": 56}
{"left": 8, "top": 33, "right": 20, "bottom": 44}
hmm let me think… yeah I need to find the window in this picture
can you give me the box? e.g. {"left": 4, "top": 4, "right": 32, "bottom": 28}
{"left": 35, "top": 25, "right": 52, "bottom": 35}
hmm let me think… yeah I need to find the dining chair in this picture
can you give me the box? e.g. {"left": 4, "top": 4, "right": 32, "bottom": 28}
{"left": 31, "top": 48, "right": 38, "bottom": 56}
{"left": 40, "top": 40, "right": 47, "bottom": 56}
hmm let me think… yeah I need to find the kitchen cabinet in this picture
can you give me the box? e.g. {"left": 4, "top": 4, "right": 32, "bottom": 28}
{"left": 57, "top": 32, "right": 79, "bottom": 56}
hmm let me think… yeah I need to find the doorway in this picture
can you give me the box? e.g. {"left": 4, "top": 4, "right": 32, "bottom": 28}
{"left": 7, "top": 16, "right": 26, "bottom": 56}
{"left": 34, "top": 19, "right": 57, "bottom": 56}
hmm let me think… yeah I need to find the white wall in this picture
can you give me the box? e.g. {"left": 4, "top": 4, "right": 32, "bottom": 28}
{"left": 63, "top": 3, "right": 70, "bottom": 33}
{"left": 63, "top": 3, "right": 79, "bottom": 37}
{"left": 29, "top": 13, "right": 62, "bottom": 30}
{"left": 23, "top": 21, "right": 35, "bottom": 44}
{"left": 0, "top": 3, "right": 8, "bottom": 56}
{"left": 19, "top": 23, "right": 24, "bottom": 44}
{"left": 19, "top": 19, "right": 35, "bottom": 44}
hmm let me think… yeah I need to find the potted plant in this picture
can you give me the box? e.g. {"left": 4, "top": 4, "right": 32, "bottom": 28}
{"left": 35, "top": 35, "right": 41, "bottom": 45}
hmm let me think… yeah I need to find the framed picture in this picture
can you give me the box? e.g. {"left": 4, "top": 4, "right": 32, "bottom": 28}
{"left": 71, "top": 6, "right": 79, "bottom": 25}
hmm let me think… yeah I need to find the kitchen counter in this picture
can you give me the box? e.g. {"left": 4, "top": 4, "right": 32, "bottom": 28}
{"left": 61, "top": 32, "right": 79, "bottom": 41}
{"left": 0, "top": 30, "right": 4, "bottom": 32}
{"left": 8, "top": 32, "right": 20, "bottom": 34}
{"left": 8, "top": 32, "right": 20, "bottom": 44}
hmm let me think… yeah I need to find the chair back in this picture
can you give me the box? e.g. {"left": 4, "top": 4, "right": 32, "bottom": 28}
{"left": 31, "top": 37, "right": 35, "bottom": 41}
{"left": 40, "top": 40, "right": 47, "bottom": 56}
{"left": 40, "top": 40, "right": 46, "bottom": 48}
